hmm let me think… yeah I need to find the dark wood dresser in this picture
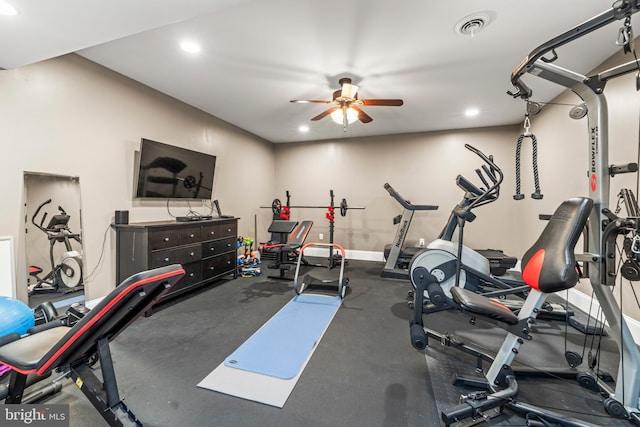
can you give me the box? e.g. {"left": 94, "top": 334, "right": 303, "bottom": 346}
{"left": 114, "top": 218, "right": 238, "bottom": 309}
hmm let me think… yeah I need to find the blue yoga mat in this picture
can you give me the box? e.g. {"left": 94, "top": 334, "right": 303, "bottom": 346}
{"left": 224, "top": 294, "right": 342, "bottom": 380}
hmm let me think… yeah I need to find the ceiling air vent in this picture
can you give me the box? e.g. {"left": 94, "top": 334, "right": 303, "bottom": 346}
{"left": 455, "top": 12, "right": 493, "bottom": 37}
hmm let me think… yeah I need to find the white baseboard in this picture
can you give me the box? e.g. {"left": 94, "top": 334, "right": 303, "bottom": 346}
{"left": 303, "top": 247, "right": 385, "bottom": 262}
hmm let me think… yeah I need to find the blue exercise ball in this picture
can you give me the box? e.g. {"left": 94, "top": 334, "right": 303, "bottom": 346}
{"left": 0, "top": 297, "right": 35, "bottom": 338}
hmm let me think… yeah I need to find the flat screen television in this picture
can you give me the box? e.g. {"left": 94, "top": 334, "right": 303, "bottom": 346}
{"left": 135, "top": 138, "right": 216, "bottom": 200}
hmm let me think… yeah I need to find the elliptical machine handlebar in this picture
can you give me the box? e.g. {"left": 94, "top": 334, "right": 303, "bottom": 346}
{"left": 32, "top": 199, "right": 53, "bottom": 233}
{"left": 383, "top": 183, "right": 438, "bottom": 211}
{"left": 439, "top": 145, "right": 503, "bottom": 240}
{"left": 460, "top": 144, "right": 503, "bottom": 210}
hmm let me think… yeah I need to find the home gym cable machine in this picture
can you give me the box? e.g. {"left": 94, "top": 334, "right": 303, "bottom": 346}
{"left": 412, "top": 2, "right": 640, "bottom": 424}
{"left": 507, "top": 5, "right": 640, "bottom": 418}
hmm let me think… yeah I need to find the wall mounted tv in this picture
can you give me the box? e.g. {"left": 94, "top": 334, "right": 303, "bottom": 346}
{"left": 135, "top": 138, "right": 216, "bottom": 200}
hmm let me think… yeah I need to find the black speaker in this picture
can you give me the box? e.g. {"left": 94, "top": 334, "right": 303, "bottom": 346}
{"left": 115, "top": 210, "right": 129, "bottom": 225}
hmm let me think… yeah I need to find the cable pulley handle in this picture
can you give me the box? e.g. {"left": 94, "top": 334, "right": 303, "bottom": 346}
{"left": 514, "top": 133, "right": 543, "bottom": 200}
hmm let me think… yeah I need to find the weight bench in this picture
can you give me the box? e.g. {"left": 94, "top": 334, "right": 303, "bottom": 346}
{"left": 263, "top": 220, "right": 314, "bottom": 279}
{"left": 411, "top": 198, "right": 594, "bottom": 425}
{"left": 0, "top": 264, "right": 185, "bottom": 427}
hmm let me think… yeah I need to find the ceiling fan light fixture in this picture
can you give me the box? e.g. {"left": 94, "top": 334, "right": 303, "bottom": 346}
{"left": 341, "top": 83, "right": 359, "bottom": 99}
{"left": 331, "top": 107, "right": 358, "bottom": 125}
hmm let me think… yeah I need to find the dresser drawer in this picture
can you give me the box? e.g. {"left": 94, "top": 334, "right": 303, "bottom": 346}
{"left": 202, "top": 252, "right": 236, "bottom": 280}
{"left": 202, "top": 237, "right": 236, "bottom": 258}
{"left": 179, "top": 226, "right": 203, "bottom": 245}
{"left": 149, "top": 229, "right": 180, "bottom": 250}
{"left": 166, "top": 261, "right": 203, "bottom": 295}
{"left": 202, "top": 224, "right": 222, "bottom": 241}
{"left": 219, "top": 223, "right": 237, "bottom": 239}
{"left": 202, "top": 223, "right": 237, "bottom": 241}
{"left": 151, "top": 244, "right": 202, "bottom": 267}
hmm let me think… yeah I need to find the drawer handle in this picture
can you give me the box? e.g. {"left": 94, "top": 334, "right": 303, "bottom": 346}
{"left": 210, "top": 247, "right": 215, "bottom": 252}
{"left": 163, "top": 237, "right": 170, "bottom": 242}
{"left": 190, "top": 252, "right": 195, "bottom": 257}
{"left": 227, "top": 260, "right": 231, "bottom": 265}
{"left": 189, "top": 233, "right": 195, "bottom": 238}
{"left": 209, "top": 231, "right": 216, "bottom": 235}
{"left": 209, "top": 266, "right": 215, "bottom": 271}
{"left": 227, "top": 228, "right": 232, "bottom": 232}
{"left": 189, "top": 272, "right": 194, "bottom": 277}
{"left": 164, "top": 257, "right": 170, "bottom": 262}
{"left": 227, "top": 243, "right": 231, "bottom": 247}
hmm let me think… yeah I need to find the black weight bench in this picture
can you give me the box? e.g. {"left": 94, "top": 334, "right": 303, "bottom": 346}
{"left": 263, "top": 220, "right": 314, "bottom": 279}
{"left": 0, "top": 264, "right": 185, "bottom": 426}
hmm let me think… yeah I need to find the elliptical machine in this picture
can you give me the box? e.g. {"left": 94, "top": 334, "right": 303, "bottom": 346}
{"left": 409, "top": 144, "right": 520, "bottom": 306}
{"left": 28, "top": 199, "right": 83, "bottom": 295}
{"left": 408, "top": 144, "right": 571, "bottom": 320}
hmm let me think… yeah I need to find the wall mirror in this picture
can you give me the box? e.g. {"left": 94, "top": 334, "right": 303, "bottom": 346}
{"left": 23, "top": 172, "right": 85, "bottom": 311}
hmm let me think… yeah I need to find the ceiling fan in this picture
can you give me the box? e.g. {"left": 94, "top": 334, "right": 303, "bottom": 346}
{"left": 290, "top": 77, "right": 403, "bottom": 129}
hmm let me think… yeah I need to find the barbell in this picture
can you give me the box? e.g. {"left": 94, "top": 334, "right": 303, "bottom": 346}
{"left": 262, "top": 198, "right": 365, "bottom": 217}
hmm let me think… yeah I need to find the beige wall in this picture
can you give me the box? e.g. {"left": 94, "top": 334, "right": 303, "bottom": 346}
{"left": 273, "top": 127, "right": 530, "bottom": 257}
{"left": 0, "top": 54, "right": 275, "bottom": 303}
{"left": 2, "top": 46, "right": 639, "bottom": 322}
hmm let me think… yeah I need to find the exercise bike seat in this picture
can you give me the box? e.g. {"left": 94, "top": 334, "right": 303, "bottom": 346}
{"left": 520, "top": 197, "right": 593, "bottom": 293}
{"left": 450, "top": 287, "right": 519, "bottom": 325}
{"left": 451, "top": 197, "right": 592, "bottom": 325}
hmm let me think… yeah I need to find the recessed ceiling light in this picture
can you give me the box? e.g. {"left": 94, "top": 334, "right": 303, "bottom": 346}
{"left": 180, "top": 41, "right": 201, "bottom": 54}
{"left": 465, "top": 108, "right": 479, "bottom": 117}
{"left": 0, "top": 2, "right": 18, "bottom": 16}
{"left": 298, "top": 125, "right": 309, "bottom": 133}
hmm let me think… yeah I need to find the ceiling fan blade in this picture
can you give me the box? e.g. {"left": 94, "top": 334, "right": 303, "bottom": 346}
{"left": 360, "top": 99, "right": 404, "bottom": 106}
{"left": 353, "top": 106, "right": 373, "bottom": 123}
{"left": 311, "top": 107, "right": 337, "bottom": 121}
{"left": 290, "top": 99, "right": 332, "bottom": 104}
{"left": 341, "top": 83, "right": 359, "bottom": 99}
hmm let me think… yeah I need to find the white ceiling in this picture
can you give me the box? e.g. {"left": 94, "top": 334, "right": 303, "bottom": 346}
{"left": 2, "top": 1, "right": 638, "bottom": 143}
